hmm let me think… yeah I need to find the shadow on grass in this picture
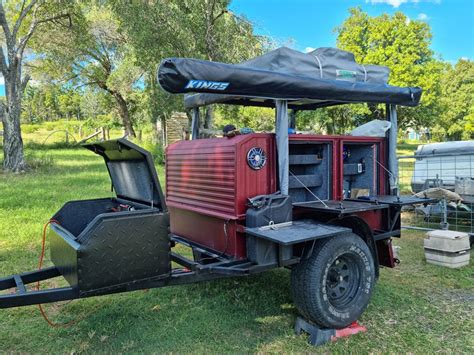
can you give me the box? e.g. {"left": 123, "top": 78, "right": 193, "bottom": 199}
{"left": 1, "top": 266, "right": 299, "bottom": 352}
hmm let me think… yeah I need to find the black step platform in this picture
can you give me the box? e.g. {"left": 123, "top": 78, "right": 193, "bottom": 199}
{"left": 347, "top": 195, "right": 438, "bottom": 206}
{"left": 246, "top": 220, "right": 351, "bottom": 245}
{"left": 295, "top": 316, "right": 367, "bottom": 346}
{"left": 293, "top": 200, "right": 389, "bottom": 215}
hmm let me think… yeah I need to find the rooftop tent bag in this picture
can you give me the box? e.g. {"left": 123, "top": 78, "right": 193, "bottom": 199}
{"left": 158, "top": 46, "right": 421, "bottom": 109}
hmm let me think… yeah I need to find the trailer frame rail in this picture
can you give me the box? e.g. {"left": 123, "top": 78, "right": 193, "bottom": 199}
{"left": 0, "top": 237, "right": 278, "bottom": 309}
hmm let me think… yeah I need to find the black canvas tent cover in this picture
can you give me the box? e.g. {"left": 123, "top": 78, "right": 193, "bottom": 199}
{"left": 158, "top": 47, "right": 422, "bottom": 110}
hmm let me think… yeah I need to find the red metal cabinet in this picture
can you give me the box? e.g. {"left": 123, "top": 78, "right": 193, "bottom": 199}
{"left": 166, "top": 134, "right": 276, "bottom": 257}
{"left": 166, "top": 133, "right": 387, "bottom": 258}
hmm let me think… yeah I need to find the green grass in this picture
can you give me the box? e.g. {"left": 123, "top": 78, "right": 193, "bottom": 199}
{"left": 0, "top": 144, "right": 473, "bottom": 353}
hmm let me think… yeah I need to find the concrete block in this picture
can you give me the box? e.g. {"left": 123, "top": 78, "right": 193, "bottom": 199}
{"left": 424, "top": 248, "right": 470, "bottom": 268}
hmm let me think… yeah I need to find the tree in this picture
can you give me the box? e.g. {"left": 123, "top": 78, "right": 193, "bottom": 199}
{"left": 80, "top": 87, "right": 113, "bottom": 121}
{"left": 333, "top": 8, "right": 443, "bottom": 130}
{"left": 188, "top": 0, "right": 265, "bottom": 129}
{"left": 0, "top": 0, "right": 70, "bottom": 172}
{"left": 112, "top": 0, "right": 265, "bottom": 135}
{"left": 35, "top": 2, "right": 140, "bottom": 137}
{"left": 296, "top": 104, "right": 372, "bottom": 135}
{"left": 215, "top": 105, "right": 275, "bottom": 131}
{"left": 57, "top": 88, "right": 81, "bottom": 120}
{"left": 22, "top": 83, "right": 80, "bottom": 122}
{"left": 436, "top": 59, "right": 474, "bottom": 140}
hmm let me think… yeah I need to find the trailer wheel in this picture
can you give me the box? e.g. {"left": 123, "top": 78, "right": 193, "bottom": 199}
{"left": 291, "top": 233, "right": 375, "bottom": 329}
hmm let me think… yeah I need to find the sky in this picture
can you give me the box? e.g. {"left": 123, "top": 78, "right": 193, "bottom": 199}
{"left": 0, "top": 0, "right": 472, "bottom": 97}
{"left": 230, "top": 0, "right": 474, "bottom": 62}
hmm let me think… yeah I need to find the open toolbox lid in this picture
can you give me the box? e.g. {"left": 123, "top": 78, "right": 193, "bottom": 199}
{"left": 83, "top": 139, "right": 166, "bottom": 210}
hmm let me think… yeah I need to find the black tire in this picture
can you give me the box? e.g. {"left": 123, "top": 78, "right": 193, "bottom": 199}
{"left": 291, "top": 233, "right": 375, "bottom": 329}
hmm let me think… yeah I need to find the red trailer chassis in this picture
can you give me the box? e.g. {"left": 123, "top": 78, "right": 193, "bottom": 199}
{"left": 0, "top": 46, "right": 433, "bottom": 345}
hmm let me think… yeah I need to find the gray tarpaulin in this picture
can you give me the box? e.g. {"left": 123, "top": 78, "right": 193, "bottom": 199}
{"left": 308, "top": 47, "right": 389, "bottom": 83}
{"left": 275, "top": 100, "right": 289, "bottom": 195}
{"left": 388, "top": 104, "right": 398, "bottom": 194}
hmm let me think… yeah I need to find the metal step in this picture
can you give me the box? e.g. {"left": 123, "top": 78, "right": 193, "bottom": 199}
{"left": 246, "top": 220, "right": 351, "bottom": 245}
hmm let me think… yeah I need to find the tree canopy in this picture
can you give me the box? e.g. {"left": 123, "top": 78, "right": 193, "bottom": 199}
{"left": 435, "top": 59, "right": 474, "bottom": 140}
{"left": 32, "top": 2, "right": 141, "bottom": 136}
{"left": 1, "top": 3, "right": 472, "bottom": 172}
{"left": 335, "top": 8, "right": 445, "bottom": 130}
{"left": 112, "top": 0, "right": 265, "bottom": 130}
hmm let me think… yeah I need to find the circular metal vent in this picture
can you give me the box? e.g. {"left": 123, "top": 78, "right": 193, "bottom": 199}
{"left": 247, "top": 147, "right": 267, "bottom": 170}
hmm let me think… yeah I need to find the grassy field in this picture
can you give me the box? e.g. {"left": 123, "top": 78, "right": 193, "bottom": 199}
{"left": 0, "top": 143, "right": 473, "bottom": 353}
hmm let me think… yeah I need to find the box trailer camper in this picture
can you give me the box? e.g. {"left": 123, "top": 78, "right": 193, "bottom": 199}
{"left": 0, "top": 47, "right": 434, "bottom": 345}
{"left": 412, "top": 141, "right": 474, "bottom": 195}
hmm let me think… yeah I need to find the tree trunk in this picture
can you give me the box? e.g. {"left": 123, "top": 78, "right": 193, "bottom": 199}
{"left": 2, "top": 75, "right": 27, "bottom": 172}
{"left": 204, "top": 105, "right": 214, "bottom": 129}
{"left": 289, "top": 110, "right": 296, "bottom": 129}
{"left": 0, "top": 0, "right": 72, "bottom": 173}
{"left": 2, "top": 116, "right": 26, "bottom": 173}
{"left": 155, "top": 115, "right": 167, "bottom": 146}
{"left": 110, "top": 91, "right": 136, "bottom": 138}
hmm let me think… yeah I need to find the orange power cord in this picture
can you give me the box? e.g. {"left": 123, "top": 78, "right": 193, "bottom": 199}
{"left": 36, "top": 216, "right": 144, "bottom": 327}
{"left": 36, "top": 219, "right": 80, "bottom": 328}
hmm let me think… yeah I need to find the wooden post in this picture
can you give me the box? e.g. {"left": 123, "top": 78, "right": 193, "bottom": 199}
{"left": 78, "top": 130, "right": 101, "bottom": 144}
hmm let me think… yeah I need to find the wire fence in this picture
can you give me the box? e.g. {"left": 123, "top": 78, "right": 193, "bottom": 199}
{"left": 398, "top": 152, "right": 474, "bottom": 233}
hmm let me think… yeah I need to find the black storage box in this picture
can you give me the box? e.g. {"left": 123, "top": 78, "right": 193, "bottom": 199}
{"left": 49, "top": 139, "right": 170, "bottom": 294}
{"left": 246, "top": 194, "right": 292, "bottom": 265}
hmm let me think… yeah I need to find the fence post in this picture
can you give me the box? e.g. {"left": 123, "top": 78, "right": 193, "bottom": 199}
{"left": 440, "top": 198, "right": 449, "bottom": 230}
